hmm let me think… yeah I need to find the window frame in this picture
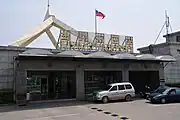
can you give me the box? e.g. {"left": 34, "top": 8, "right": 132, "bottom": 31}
{"left": 109, "top": 85, "right": 118, "bottom": 91}
{"left": 118, "top": 85, "right": 125, "bottom": 90}
{"left": 125, "top": 84, "right": 132, "bottom": 89}
{"left": 176, "top": 35, "right": 180, "bottom": 42}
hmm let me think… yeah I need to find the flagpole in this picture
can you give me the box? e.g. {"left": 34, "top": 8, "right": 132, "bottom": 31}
{"left": 95, "top": 9, "right": 97, "bottom": 34}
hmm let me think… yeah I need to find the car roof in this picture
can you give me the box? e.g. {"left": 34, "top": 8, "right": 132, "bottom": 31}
{"left": 165, "top": 87, "right": 180, "bottom": 91}
{"left": 109, "top": 82, "right": 132, "bottom": 86}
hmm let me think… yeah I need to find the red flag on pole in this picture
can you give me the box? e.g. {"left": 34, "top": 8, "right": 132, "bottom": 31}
{"left": 95, "top": 10, "right": 105, "bottom": 19}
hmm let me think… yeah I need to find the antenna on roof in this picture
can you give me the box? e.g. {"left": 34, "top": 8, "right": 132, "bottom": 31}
{"left": 153, "top": 10, "right": 172, "bottom": 44}
{"left": 165, "top": 10, "right": 169, "bottom": 36}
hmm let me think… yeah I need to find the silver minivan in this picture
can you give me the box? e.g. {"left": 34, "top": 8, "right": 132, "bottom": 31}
{"left": 93, "top": 82, "right": 135, "bottom": 103}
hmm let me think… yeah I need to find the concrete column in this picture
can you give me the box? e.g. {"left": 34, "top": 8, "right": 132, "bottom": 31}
{"left": 15, "top": 69, "right": 27, "bottom": 104}
{"left": 159, "top": 66, "right": 165, "bottom": 86}
{"left": 122, "top": 69, "right": 129, "bottom": 82}
{"left": 76, "top": 66, "right": 85, "bottom": 100}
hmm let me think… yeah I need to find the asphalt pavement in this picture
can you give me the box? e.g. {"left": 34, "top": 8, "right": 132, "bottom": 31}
{"left": 0, "top": 99, "right": 180, "bottom": 120}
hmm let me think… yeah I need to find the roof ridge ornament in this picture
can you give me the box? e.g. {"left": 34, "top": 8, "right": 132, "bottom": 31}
{"left": 44, "top": 0, "right": 51, "bottom": 21}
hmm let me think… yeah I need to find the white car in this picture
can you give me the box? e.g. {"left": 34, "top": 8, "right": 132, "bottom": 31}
{"left": 93, "top": 82, "right": 135, "bottom": 103}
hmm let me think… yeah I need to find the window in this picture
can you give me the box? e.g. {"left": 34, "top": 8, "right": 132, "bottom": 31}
{"left": 176, "top": 35, "right": 180, "bottom": 42}
{"left": 110, "top": 86, "right": 117, "bottom": 91}
{"left": 169, "top": 90, "right": 176, "bottom": 95}
{"left": 125, "top": 84, "right": 132, "bottom": 89}
{"left": 177, "top": 49, "right": 180, "bottom": 54}
{"left": 176, "top": 89, "right": 180, "bottom": 95}
{"left": 118, "top": 85, "right": 125, "bottom": 90}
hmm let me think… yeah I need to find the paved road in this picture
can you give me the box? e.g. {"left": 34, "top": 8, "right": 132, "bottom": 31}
{"left": 89, "top": 100, "right": 180, "bottom": 120}
{"left": 0, "top": 100, "right": 180, "bottom": 120}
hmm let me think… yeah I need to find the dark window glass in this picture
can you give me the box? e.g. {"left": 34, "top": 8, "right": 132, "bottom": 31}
{"left": 125, "top": 84, "right": 132, "bottom": 89}
{"left": 110, "top": 86, "right": 117, "bottom": 91}
{"left": 118, "top": 85, "right": 125, "bottom": 90}
{"left": 169, "top": 89, "right": 176, "bottom": 95}
{"left": 176, "top": 35, "right": 180, "bottom": 42}
{"left": 177, "top": 49, "right": 180, "bottom": 54}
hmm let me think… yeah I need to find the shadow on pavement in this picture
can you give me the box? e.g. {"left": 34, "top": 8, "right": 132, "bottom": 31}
{"left": 145, "top": 101, "right": 180, "bottom": 105}
{"left": 0, "top": 100, "right": 93, "bottom": 113}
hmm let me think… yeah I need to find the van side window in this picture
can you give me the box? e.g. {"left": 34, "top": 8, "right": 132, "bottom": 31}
{"left": 110, "top": 86, "right": 118, "bottom": 91}
{"left": 125, "top": 84, "right": 132, "bottom": 89}
{"left": 118, "top": 85, "right": 125, "bottom": 90}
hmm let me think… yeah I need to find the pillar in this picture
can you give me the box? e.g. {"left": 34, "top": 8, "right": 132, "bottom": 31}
{"left": 15, "top": 69, "right": 27, "bottom": 104}
{"left": 76, "top": 66, "right": 85, "bottom": 100}
{"left": 159, "top": 66, "right": 165, "bottom": 86}
{"left": 122, "top": 69, "right": 129, "bottom": 82}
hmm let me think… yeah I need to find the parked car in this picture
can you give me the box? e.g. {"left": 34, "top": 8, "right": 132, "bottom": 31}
{"left": 92, "top": 82, "right": 135, "bottom": 103}
{"left": 146, "top": 86, "right": 169, "bottom": 100}
{"left": 148, "top": 87, "right": 180, "bottom": 104}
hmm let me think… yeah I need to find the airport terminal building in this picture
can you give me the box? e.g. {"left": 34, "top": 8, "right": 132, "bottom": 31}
{"left": 0, "top": 8, "right": 176, "bottom": 104}
{"left": 0, "top": 46, "right": 175, "bottom": 104}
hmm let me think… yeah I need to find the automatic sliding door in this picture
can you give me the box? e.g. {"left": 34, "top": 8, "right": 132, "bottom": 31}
{"left": 53, "top": 71, "right": 76, "bottom": 99}
{"left": 27, "top": 75, "right": 48, "bottom": 101}
{"left": 27, "top": 71, "right": 76, "bottom": 101}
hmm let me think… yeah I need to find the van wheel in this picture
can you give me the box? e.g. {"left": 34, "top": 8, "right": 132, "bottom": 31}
{"left": 125, "top": 95, "right": 132, "bottom": 101}
{"left": 102, "top": 96, "right": 109, "bottom": 103}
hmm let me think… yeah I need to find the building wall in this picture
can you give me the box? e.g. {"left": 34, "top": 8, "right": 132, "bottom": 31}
{"left": 165, "top": 32, "right": 180, "bottom": 44}
{"left": 0, "top": 50, "right": 19, "bottom": 90}
{"left": 164, "top": 33, "right": 180, "bottom": 84}
{"left": 163, "top": 44, "right": 180, "bottom": 84}
{"left": 138, "top": 32, "right": 180, "bottom": 84}
{"left": 138, "top": 44, "right": 179, "bottom": 84}
{"left": 15, "top": 58, "right": 163, "bottom": 103}
{"left": 0, "top": 46, "right": 70, "bottom": 91}
{"left": 138, "top": 43, "right": 170, "bottom": 55}
{"left": 169, "top": 44, "right": 180, "bottom": 56}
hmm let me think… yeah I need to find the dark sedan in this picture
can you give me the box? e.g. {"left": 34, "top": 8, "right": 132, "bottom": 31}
{"left": 148, "top": 87, "right": 180, "bottom": 104}
{"left": 145, "top": 86, "right": 169, "bottom": 99}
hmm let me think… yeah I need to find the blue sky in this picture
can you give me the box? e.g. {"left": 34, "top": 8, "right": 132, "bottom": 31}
{"left": 0, "top": 0, "right": 180, "bottom": 52}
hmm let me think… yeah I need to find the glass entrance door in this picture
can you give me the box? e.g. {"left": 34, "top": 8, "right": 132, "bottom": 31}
{"left": 52, "top": 71, "right": 76, "bottom": 99}
{"left": 27, "top": 75, "right": 48, "bottom": 101}
{"left": 27, "top": 71, "right": 76, "bottom": 101}
{"left": 40, "top": 76, "right": 48, "bottom": 100}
